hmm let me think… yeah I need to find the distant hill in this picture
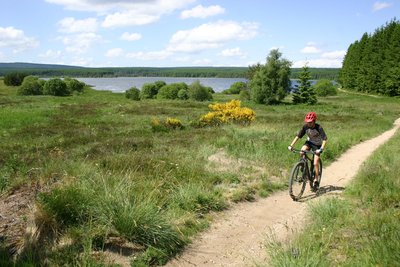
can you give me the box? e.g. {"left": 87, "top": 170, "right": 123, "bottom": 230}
{"left": 0, "top": 62, "right": 83, "bottom": 69}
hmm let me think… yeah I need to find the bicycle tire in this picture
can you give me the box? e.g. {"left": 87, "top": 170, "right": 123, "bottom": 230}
{"left": 289, "top": 161, "right": 307, "bottom": 201}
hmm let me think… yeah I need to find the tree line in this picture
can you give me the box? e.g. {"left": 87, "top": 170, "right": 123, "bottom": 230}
{"left": 0, "top": 64, "right": 340, "bottom": 80}
{"left": 339, "top": 18, "right": 400, "bottom": 96}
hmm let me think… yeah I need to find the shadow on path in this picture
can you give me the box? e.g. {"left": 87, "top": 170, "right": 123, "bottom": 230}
{"left": 298, "top": 185, "right": 345, "bottom": 202}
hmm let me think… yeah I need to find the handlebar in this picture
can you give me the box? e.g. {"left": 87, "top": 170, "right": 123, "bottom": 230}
{"left": 290, "top": 148, "right": 316, "bottom": 155}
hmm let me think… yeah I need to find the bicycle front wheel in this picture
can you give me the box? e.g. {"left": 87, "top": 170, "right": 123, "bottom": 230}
{"left": 289, "top": 161, "right": 307, "bottom": 201}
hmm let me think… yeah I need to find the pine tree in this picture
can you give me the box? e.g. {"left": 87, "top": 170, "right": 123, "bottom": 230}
{"left": 292, "top": 64, "right": 317, "bottom": 104}
{"left": 340, "top": 19, "right": 400, "bottom": 96}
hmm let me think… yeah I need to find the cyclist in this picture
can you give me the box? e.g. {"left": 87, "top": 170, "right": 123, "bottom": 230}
{"left": 288, "top": 112, "right": 327, "bottom": 191}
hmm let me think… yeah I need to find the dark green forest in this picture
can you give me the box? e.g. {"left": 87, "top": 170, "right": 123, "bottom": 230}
{"left": 0, "top": 63, "right": 340, "bottom": 80}
{"left": 339, "top": 19, "right": 400, "bottom": 96}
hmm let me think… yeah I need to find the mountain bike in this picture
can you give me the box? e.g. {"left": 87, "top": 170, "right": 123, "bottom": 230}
{"left": 288, "top": 149, "right": 322, "bottom": 201}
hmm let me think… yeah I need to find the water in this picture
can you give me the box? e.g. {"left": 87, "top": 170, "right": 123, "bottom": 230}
{"left": 75, "top": 77, "right": 247, "bottom": 93}
{"left": 74, "top": 77, "right": 320, "bottom": 93}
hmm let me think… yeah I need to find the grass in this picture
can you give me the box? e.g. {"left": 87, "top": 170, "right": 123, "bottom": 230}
{"left": 0, "top": 79, "right": 399, "bottom": 266}
{"left": 267, "top": 128, "right": 400, "bottom": 266}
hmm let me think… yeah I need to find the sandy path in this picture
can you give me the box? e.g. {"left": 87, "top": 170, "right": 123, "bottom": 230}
{"left": 167, "top": 118, "right": 400, "bottom": 267}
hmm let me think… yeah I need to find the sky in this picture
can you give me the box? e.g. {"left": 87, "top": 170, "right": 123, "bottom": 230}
{"left": 0, "top": 0, "right": 399, "bottom": 68}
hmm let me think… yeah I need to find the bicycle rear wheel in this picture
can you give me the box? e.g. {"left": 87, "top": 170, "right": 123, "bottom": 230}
{"left": 289, "top": 161, "right": 307, "bottom": 201}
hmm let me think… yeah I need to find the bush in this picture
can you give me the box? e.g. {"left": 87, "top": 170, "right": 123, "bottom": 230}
{"left": 17, "top": 75, "right": 43, "bottom": 95}
{"left": 64, "top": 77, "right": 85, "bottom": 93}
{"left": 313, "top": 79, "right": 338, "bottom": 96}
{"left": 4, "top": 72, "right": 28, "bottom": 86}
{"left": 188, "top": 80, "right": 213, "bottom": 101}
{"left": 200, "top": 99, "right": 256, "bottom": 126}
{"left": 125, "top": 86, "right": 140, "bottom": 100}
{"left": 140, "top": 83, "right": 158, "bottom": 99}
{"left": 154, "top": 80, "right": 167, "bottom": 90}
{"left": 157, "top": 84, "right": 180, "bottom": 100}
{"left": 178, "top": 89, "right": 189, "bottom": 100}
{"left": 155, "top": 82, "right": 189, "bottom": 100}
{"left": 43, "top": 78, "right": 69, "bottom": 96}
{"left": 222, "top": 81, "right": 247, "bottom": 94}
{"left": 151, "top": 117, "right": 183, "bottom": 132}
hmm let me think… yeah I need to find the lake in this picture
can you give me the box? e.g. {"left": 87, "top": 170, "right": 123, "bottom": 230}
{"left": 74, "top": 77, "right": 317, "bottom": 93}
{"left": 76, "top": 77, "right": 247, "bottom": 93}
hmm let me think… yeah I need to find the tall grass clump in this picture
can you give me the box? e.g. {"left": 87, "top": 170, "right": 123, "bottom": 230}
{"left": 37, "top": 172, "right": 188, "bottom": 265}
{"left": 267, "top": 131, "right": 400, "bottom": 266}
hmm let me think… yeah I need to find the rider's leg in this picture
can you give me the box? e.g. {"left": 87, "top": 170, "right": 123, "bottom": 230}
{"left": 313, "top": 154, "right": 320, "bottom": 185}
{"left": 300, "top": 144, "right": 310, "bottom": 155}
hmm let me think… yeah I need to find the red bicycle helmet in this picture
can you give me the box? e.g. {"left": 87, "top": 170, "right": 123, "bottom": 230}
{"left": 304, "top": 112, "right": 317, "bottom": 122}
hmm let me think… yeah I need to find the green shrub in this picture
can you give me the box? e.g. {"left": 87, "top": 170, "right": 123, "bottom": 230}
{"left": 17, "top": 75, "right": 43, "bottom": 95}
{"left": 64, "top": 77, "right": 85, "bottom": 93}
{"left": 223, "top": 81, "right": 247, "bottom": 94}
{"left": 125, "top": 86, "right": 140, "bottom": 100}
{"left": 177, "top": 89, "right": 189, "bottom": 100}
{"left": 157, "top": 84, "right": 180, "bottom": 99}
{"left": 43, "top": 78, "right": 69, "bottom": 96}
{"left": 3, "top": 72, "right": 28, "bottom": 86}
{"left": 154, "top": 80, "right": 167, "bottom": 90}
{"left": 313, "top": 79, "right": 338, "bottom": 96}
{"left": 188, "top": 80, "right": 213, "bottom": 101}
{"left": 140, "top": 83, "right": 158, "bottom": 99}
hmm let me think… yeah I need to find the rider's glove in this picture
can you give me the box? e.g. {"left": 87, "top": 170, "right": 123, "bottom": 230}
{"left": 316, "top": 148, "right": 324, "bottom": 154}
{"left": 288, "top": 145, "right": 293, "bottom": 151}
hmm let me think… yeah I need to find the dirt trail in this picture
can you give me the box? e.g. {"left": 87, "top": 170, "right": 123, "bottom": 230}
{"left": 167, "top": 118, "right": 400, "bottom": 267}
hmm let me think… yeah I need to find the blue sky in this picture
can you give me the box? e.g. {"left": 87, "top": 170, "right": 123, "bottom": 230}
{"left": 0, "top": 0, "right": 399, "bottom": 68}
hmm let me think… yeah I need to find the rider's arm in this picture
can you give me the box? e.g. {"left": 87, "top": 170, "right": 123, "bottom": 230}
{"left": 321, "top": 140, "right": 327, "bottom": 150}
{"left": 290, "top": 136, "right": 299, "bottom": 147}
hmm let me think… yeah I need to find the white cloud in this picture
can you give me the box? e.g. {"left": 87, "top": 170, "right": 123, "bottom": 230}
{"left": 321, "top": 50, "right": 346, "bottom": 59}
{"left": 120, "top": 32, "right": 142, "bottom": 41}
{"left": 294, "top": 49, "right": 346, "bottom": 68}
{"left": 105, "top": 48, "right": 124, "bottom": 57}
{"left": 0, "top": 26, "right": 39, "bottom": 52}
{"left": 102, "top": 11, "right": 159, "bottom": 27}
{"left": 192, "top": 58, "right": 212, "bottom": 65}
{"left": 70, "top": 56, "right": 93, "bottom": 66}
{"left": 58, "top": 17, "right": 98, "bottom": 33}
{"left": 59, "top": 33, "right": 102, "bottom": 54}
{"left": 219, "top": 47, "right": 247, "bottom": 58}
{"left": 39, "top": 49, "right": 62, "bottom": 59}
{"left": 47, "top": 0, "right": 196, "bottom": 27}
{"left": 301, "top": 42, "right": 321, "bottom": 54}
{"left": 181, "top": 5, "right": 225, "bottom": 19}
{"left": 126, "top": 50, "right": 172, "bottom": 60}
{"left": 168, "top": 21, "right": 258, "bottom": 53}
{"left": 45, "top": 0, "right": 158, "bottom": 12}
{"left": 293, "top": 58, "right": 342, "bottom": 68}
{"left": 373, "top": 1, "right": 392, "bottom": 11}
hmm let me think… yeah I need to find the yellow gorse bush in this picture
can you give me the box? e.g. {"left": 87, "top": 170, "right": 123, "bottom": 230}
{"left": 151, "top": 117, "right": 183, "bottom": 131}
{"left": 200, "top": 99, "right": 256, "bottom": 126}
{"left": 165, "top": 118, "right": 183, "bottom": 129}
